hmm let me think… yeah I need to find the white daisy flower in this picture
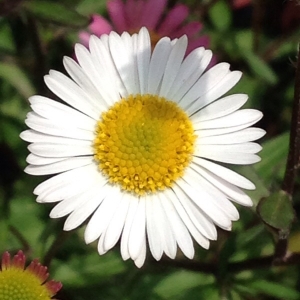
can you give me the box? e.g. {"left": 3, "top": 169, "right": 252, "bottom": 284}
{"left": 21, "top": 28, "right": 265, "bottom": 268}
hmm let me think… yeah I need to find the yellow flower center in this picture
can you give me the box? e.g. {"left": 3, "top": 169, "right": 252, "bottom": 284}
{"left": 93, "top": 94, "right": 196, "bottom": 195}
{"left": 0, "top": 267, "right": 52, "bottom": 300}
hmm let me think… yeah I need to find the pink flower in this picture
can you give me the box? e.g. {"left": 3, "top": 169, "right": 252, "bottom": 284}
{"left": 231, "top": 0, "right": 251, "bottom": 9}
{"left": 0, "top": 250, "right": 62, "bottom": 299}
{"left": 79, "top": 0, "right": 210, "bottom": 54}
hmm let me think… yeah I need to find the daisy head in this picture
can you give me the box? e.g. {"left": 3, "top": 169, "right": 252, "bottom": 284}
{"left": 21, "top": 28, "right": 265, "bottom": 267}
{"left": 79, "top": 0, "right": 210, "bottom": 54}
{"left": 0, "top": 250, "right": 62, "bottom": 300}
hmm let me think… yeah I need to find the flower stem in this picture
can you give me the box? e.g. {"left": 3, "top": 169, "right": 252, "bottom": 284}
{"left": 43, "top": 231, "right": 70, "bottom": 267}
{"left": 281, "top": 43, "right": 300, "bottom": 196}
{"left": 272, "top": 43, "right": 300, "bottom": 263}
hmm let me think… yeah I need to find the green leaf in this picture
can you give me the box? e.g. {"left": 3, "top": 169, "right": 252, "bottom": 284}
{"left": 0, "top": 219, "right": 9, "bottom": 254}
{"left": 54, "top": 251, "right": 126, "bottom": 287}
{"left": 234, "top": 30, "right": 278, "bottom": 84}
{"left": 248, "top": 280, "right": 300, "bottom": 299}
{"left": 235, "top": 225, "right": 264, "bottom": 250}
{"left": 232, "top": 166, "right": 270, "bottom": 206}
{"left": 0, "top": 62, "right": 35, "bottom": 99}
{"left": 254, "top": 132, "right": 289, "bottom": 185}
{"left": 257, "top": 190, "right": 295, "bottom": 232}
{"left": 243, "top": 51, "right": 278, "bottom": 84}
{"left": 235, "top": 30, "right": 253, "bottom": 52}
{"left": 0, "top": 115, "right": 26, "bottom": 151}
{"left": 23, "top": 1, "right": 89, "bottom": 28}
{"left": 9, "top": 195, "right": 45, "bottom": 253}
{"left": 0, "top": 22, "right": 15, "bottom": 53}
{"left": 154, "top": 270, "right": 214, "bottom": 299}
{"left": 209, "top": 0, "right": 232, "bottom": 32}
{"left": 76, "top": 0, "right": 107, "bottom": 15}
{"left": 229, "top": 290, "right": 243, "bottom": 300}
{"left": 234, "top": 283, "right": 258, "bottom": 297}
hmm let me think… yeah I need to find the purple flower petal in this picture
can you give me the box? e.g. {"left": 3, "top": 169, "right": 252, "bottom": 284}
{"left": 169, "top": 21, "right": 203, "bottom": 39}
{"left": 90, "top": 15, "right": 113, "bottom": 36}
{"left": 124, "top": 0, "right": 145, "bottom": 29}
{"left": 108, "top": 0, "right": 128, "bottom": 32}
{"left": 157, "top": 4, "right": 189, "bottom": 36}
{"left": 140, "top": 0, "right": 167, "bottom": 30}
{"left": 78, "top": 31, "right": 91, "bottom": 47}
{"left": 186, "top": 36, "right": 211, "bottom": 54}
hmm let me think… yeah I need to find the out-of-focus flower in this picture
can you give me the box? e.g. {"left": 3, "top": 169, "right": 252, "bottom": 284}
{"left": 231, "top": 0, "right": 251, "bottom": 9}
{"left": 281, "top": 0, "right": 300, "bottom": 32}
{"left": 21, "top": 28, "right": 265, "bottom": 267}
{"left": 0, "top": 250, "right": 62, "bottom": 300}
{"left": 79, "top": 0, "right": 210, "bottom": 54}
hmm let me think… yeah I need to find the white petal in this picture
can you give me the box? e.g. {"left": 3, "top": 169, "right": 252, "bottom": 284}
{"left": 76, "top": 40, "right": 117, "bottom": 106}
{"left": 28, "top": 142, "right": 93, "bottom": 157}
{"left": 128, "top": 197, "right": 146, "bottom": 260}
{"left": 193, "top": 109, "right": 263, "bottom": 130}
{"left": 171, "top": 184, "right": 217, "bottom": 240}
{"left": 120, "top": 195, "right": 139, "bottom": 260}
{"left": 159, "top": 36, "right": 187, "bottom": 97}
{"left": 184, "top": 167, "right": 240, "bottom": 221}
{"left": 109, "top": 31, "right": 139, "bottom": 95}
{"left": 50, "top": 190, "right": 93, "bottom": 219}
{"left": 103, "top": 193, "right": 130, "bottom": 251}
{"left": 189, "top": 163, "right": 253, "bottom": 206}
{"left": 168, "top": 187, "right": 212, "bottom": 251}
{"left": 85, "top": 36, "right": 121, "bottom": 105}
{"left": 198, "top": 142, "right": 262, "bottom": 154}
{"left": 196, "top": 128, "right": 266, "bottom": 145}
{"left": 90, "top": 37, "right": 125, "bottom": 102}
{"left": 190, "top": 94, "right": 248, "bottom": 122}
{"left": 63, "top": 185, "right": 108, "bottom": 231}
{"left": 100, "top": 33, "right": 128, "bottom": 96}
{"left": 197, "top": 152, "right": 261, "bottom": 165}
{"left": 147, "top": 37, "right": 172, "bottom": 94}
{"left": 36, "top": 179, "right": 103, "bottom": 205}
{"left": 170, "top": 49, "right": 213, "bottom": 103}
{"left": 195, "top": 143, "right": 262, "bottom": 165}
{"left": 176, "top": 178, "right": 232, "bottom": 230}
{"left": 63, "top": 56, "right": 108, "bottom": 111}
{"left": 49, "top": 182, "right": 106, "bottom": 218}
{"left": 137, "top": 28, "right": 151, "bottom": 94}
{"left": 84, "top": 186, "right": 123, "bottom": 244}
{"left": 24, "top": 116, "right": 95, "bottom": 140}
{"left": 25, "top": 157, "right": 93, "bottom": 175}
{"left": 198, "top": 119, "right": 264, "bottom": 137}
{"left": 34, "top": 164, "right": 104, "bottom": 201}
{"left": 44, "top": 71, "right": 99, "bottom": 119}
{"left": 133, "top": 234, "right": 146, "bottom": 268}
{"left": 192, "top": 157, "right": 255, "bottom": 190}
{"left": 179, "top": 62, "right": 230, "bottom": 109}
{"left": 29, "top": 95, "right": 96, "bottom": 130}
{"left": 21, "top": 129, "right": 93, "bottom": 144}
{"left": 26, "top": 153, "right": 66, "bottom": 165}
{"left": 152, "top": 195, "right": 177, "bottom": 259}
{"left": 97, "top": 234, "right": 107, "bottom": 255}
{"left": 186, "top": 71, "right": 242, "bottom": 115}
{"left": 166, "top": 47, "right": 205, "bottom": 100}
{"left": 145, "top": 194, "right": 163, "bottom": 260}
{"left": 159, "top": 192, "right": 194, "bottom": 259}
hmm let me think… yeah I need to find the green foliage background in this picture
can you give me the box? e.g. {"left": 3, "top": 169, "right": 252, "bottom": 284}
{"left": 1, "top": 0, "right": 300, "bottom": 299}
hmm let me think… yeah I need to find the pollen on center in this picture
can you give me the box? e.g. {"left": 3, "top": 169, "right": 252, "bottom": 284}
{"left": 93, "top": 94, "right": 196, "bottom": 195}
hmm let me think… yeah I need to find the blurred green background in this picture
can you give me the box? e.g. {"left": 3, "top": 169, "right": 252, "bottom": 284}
{"left": 1, "top": 0, "right": 300, "bottom": 299}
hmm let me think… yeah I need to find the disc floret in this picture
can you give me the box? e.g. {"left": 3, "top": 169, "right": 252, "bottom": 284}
{"left": 0, "top": 250, "right": 62, "bottom": 300}
{"left": 93, "top": 94, "right": 196, "bottom": 195}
